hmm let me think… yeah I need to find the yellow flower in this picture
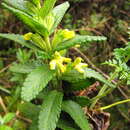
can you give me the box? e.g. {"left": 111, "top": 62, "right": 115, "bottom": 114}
{"left": 62, "top": 29, "right": 75, "bottom": 39}
{"left": 49, "top": 51, "right": 71, "bottom": 73}
{"left": 57, "top": 62, "right": 67, "bottom": 73}
{"left": 73, "top": 57, "right": 88, "bottom": 73}
{"left": 74, "top": 63, "right": 88, "bottom": 73}
{"left": 50, "top": 60, "right": 57, "bottom": 70}
{"left": 23, "top": 32, "right": 33, "bottom": 40}
{"left": 73, "top": 57, "right": 83, "bottom": 66}
{"left": 54, "top": 51, "right": 61, "bottom": 59}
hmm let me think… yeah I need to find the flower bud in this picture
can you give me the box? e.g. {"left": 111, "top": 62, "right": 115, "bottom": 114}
{"left": 23, "top": 32, "right": 33, "bottom": 40}
{"left": 62, "top": 29, "right": 75, "bottom": 39}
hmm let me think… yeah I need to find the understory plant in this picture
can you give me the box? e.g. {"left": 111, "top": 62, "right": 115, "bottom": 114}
{"left": 0, "top": 0, "right": 119, "bottom": 130}
{"left": 90, "top": 28, "right": 130, "bottom": 109}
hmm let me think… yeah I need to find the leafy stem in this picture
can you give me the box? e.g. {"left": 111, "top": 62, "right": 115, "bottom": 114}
{"left": 45, "top": 36, "right": 52, "bottom": 51}
{"left": 90, "top": 70, "right": 118, "bottom": 109}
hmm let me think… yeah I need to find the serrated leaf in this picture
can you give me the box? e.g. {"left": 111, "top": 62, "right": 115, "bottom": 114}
{"left": 84, "top": 68, "right": 115, "bottom": 88}
{"left": 21, "top": 65, "right": 55, "bottom": 101}
{"left": 50, "top": 2, "right": 70, "bottom": 34}
{"left": 54, "top": 35, "right": 107, "bottom": 51}
{"left": 2, "top": 3, "right": 49, "bottom": 36}
{"left": 10, "top": 62, "right": 40, "bottom": 74}
{"left": 40, "top": 0, "right": 57, "bottom": 19}
{"left": 62, "top": 100, "right": 91, "bottom": 130}
{"left": 38, "top": 90, "right": 63, "bottom": 130}
{"left": 0, "top": 33, "right": 40, "bottom": 50}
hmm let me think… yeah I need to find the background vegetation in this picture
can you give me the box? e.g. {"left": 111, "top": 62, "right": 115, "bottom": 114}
{"left": 0, "top": 0, "right": 130, "bottom": 129}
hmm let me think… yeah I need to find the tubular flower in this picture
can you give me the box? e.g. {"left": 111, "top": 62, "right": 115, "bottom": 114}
{"left": 73, "top": 57, "right": 83, "bottom": 66}
{"left": 50, "top": 60, "right": 57, "bottom": 70}
{"left": 74, "top": 63, "right": 88, "bottom": 73}
{"left": 73, "top": 57, "right": 88, "bottom": 73}
{"left": 49, "top": 51, "right": 71, "bottom": 73}
{"left": 23, "top": 32, "right": 33, "bottom": 40}
{"left": 62, "top": 29, "right": 75, "bottom": 39}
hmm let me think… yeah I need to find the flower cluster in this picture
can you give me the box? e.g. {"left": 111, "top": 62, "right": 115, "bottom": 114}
{"left": 49, "top": 52, "right": 88, "bottom": 74}
{"left": 50, "top": 51, "right": 71, "bottom": 73}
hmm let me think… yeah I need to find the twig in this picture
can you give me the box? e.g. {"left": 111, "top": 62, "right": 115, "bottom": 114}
{"left": 119, "top": 10, "right": 130, "bottom": 17}
{"left": 0, "top": 63, "right": 13, "bottom": 73}
{"left": 75, "top": 27, "right": 103, "bottom": 35}
{"left": 105, "top": 23, "right": 128, "bottom": 44}
{"left": 0, "top": 79, "right": 12, "bottom": 88}
{"left": 17, "top": 115, "right": 32, "bottom": 123}
{"left": 0, "top": 86, "right": 11, "bottom": 94}
{"left": 0, "top": 96, "right": 8, "bottom": 113}
{"left": 118, "top": 108, "right": 130, "bottom": 122}
{"left": 16, "top": 110, "right": 32, "bottom": 123}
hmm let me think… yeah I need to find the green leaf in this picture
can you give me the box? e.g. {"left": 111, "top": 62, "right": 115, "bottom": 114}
{"left": 3, "top": 0, "right": 38, "bottom": 15}
{"left": 84, "top": 68, "right": 115, "bottom": 88}
{"left": 3, "top": 113, "right": 15, "bottom": 124}
{"left": 2, "top": 3, "right": 49, "bottom": 37}
{"left": 18, "top": 102, "right": 41, "bottom": 130}
{"left": 18, "top": 102, "right": 41, "bottom": 119}
{"left": 0, "top": 125, "right": 13, "bottom": 130}
{"left": 3, "top": 0, "right": 27, "bottom": 12}
{"left": 68, "top": 79, "right": 93, "bottom": 91}
{"left": 57, "top": 119, "right": 77, "bottom": 130}
{"left": 0, "top": 115, "right": 3, "bottom": 124}
{"left": 127, "top": 79, "right": 130, "bottom": 85}
{"left": 72, "top": 96, "right": 91, "bottom": 107}
{"left": 62, "top": 70, "right": 93, "bottom": 91}
{"left": 21, "top": 65, "right": 55, "bottom": 101}
{"left": 8, "top": 87, "right": 21, "bottom": 110}
{"left": 38, "top": 90, "right": 63, "bottom": 130}
{"left": 64, "top": 79, "right": 93, "bottom": 92}
{"left": 54, "top": 35, "right": 107, "bottom": 51}
{"left": 10, "top": 62, "right": 40, "bottom": 74}
{"left": 0, "top": 33, "right": 40, "bottom": 50}
{"left": 62, "top": 70, "right": 86, "bottom": 83}
{"left": 40, "top": 0, "right": 57, "bottom": 19}
{"left": 50, "top": 2, "right": 70, "bottom": 34}
{"left": 62, "top": 100, "right": 91, "bottom": 130}
{"left": 32, "top": 0, "right": 41, "bottom": 6}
